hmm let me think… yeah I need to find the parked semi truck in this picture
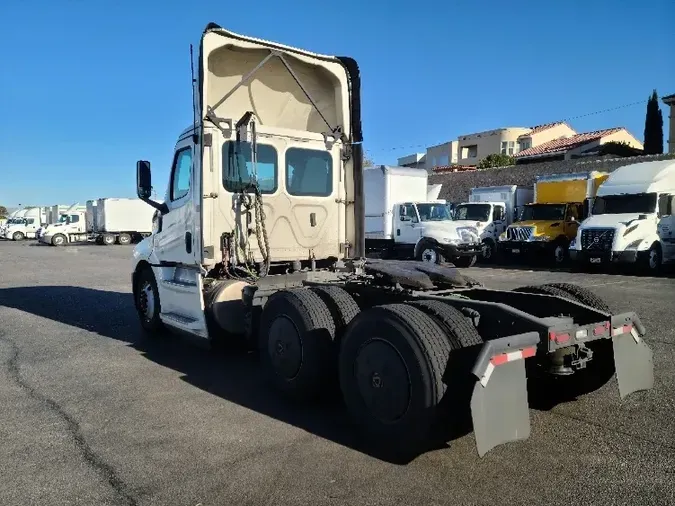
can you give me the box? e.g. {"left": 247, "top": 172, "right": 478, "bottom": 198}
{"left": 41, "top": 198, "right": 156, "bottom": 246}
{"left": 364, "top": 165, "right": 481, "bottom": 266}
{"left": 2, "top": 206, "right": 47, "bottom": 240}
{"left": 570, "top": 159, "right": 675, "bottom": 273}
{"left": 498, "top": 171, "right": 609, "bottom": 264}
{"left": 453, "top": 185, "right": 534, "bottom": 261}
{"left": 130, "top": 23, "right": 653, "bottom": 458}
{"left": 37, "top": 204, "right": 86, "bottom": 240}
{"left": 0, "top": 209, "right": 24, "bottom": 237}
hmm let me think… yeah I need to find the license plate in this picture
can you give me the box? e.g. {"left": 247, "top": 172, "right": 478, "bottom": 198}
{"left": 511, "top": 249, "right": 520, "bottom": 254}
{"left": 589, "top": 257, "right": 602, "bottom": 264}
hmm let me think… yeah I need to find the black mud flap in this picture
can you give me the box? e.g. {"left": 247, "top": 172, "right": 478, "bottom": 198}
{"left": 611, "top": 316, "right": 654, "bottom": 399}
{"left": 470, "top": 332, "right": 540, "bottom": 457}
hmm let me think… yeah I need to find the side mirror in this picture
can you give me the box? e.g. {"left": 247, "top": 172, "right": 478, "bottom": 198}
{"left": 136, "top": 160, "right": 152, "bottom": 200}
{"left": 136, "top": 160, "right": 169, "bottom": 214}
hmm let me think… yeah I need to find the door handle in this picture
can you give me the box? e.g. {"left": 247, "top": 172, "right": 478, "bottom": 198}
{"left": 185, "top": 231, "right": 192, "bottom": 254}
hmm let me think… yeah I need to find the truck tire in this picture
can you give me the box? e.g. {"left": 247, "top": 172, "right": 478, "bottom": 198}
{"left": 453, "top": 255, "right": 477, "bottom": 268}
{"left": 51, "top": 234, "right": 67, "bottom": 246}
{"left": 102, "top": 234, "right": 116, "bottom": 245}
{"left": 338, "top": 303, "right": 451, "bottom": 456}
{"left": 258, "top": 288, "right": 336, "bottom": 401}
{"left": 552, "top": 238, "right": 569, "bottom": 266}
{"left": 409, "top": 300, "right": 483, "bottom": 348}
{"left": 480, "top": 239, "right": 496, "bottom": 263}
{"left": 310, "top": 285, "right": 360, "bottom": 338}
{"left": 541, "top": 283, "right": 612, "bottom": 313}
{"left": 135, "top": 267, "right": 165, "bottom": 335}
{"left": 12, "top": 231, "right": 25, "bottom": 241}
{"left": 416, "top": 239, "right": 444, "bottom": 264}
{"left": 512, "top": 284, "right": 571, "bottom": 299}
{"left": 118, "top": 233, "right": 132, "bottom": 245}
{"left": 639, "top": 243, "right": 662, "bottom": 274}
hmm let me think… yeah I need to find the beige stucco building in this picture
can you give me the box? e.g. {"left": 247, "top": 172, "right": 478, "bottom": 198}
{"left": 456, "top": 127, "right": 531, "bottom": 165}
{"left": 663, "top": 94, "right": 675, "bottom": 154}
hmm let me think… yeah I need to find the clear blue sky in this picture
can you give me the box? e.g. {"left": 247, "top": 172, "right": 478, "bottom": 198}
{"left": 1, "top": 0, "right": 673, "bottom": 208}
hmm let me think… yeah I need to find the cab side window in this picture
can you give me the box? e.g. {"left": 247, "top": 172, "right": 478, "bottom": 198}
{"left": 70, "top": 215, "right": 80, "bottom": 223}
{"left": 171, "top": 148, "right": 192, "bottom": 201}
{"left": 399, "top": 204, "right": 418, "bottom": 223}
{"left": 493, "top": 205, "right": 505, "bottom": 221}
{"left": 658, "top": 194, "right": 671, "bottom": 216}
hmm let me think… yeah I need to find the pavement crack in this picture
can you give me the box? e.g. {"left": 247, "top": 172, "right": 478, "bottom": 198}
{"left": 0, "top": 335, "right": 138, "bottom": 506}
{"left": 546, "top": 408, "right": 675, "bottom": 452}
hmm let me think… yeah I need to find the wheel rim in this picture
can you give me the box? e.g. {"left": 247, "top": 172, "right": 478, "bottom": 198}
{"left": 421, "top": 248, "right": 437, "bottom": 263}
{"left": 267, "top": 315, "right": 302, "bottom": 380}
{"left": 54, "top": 236, "right": 64, "bottom": 245}
{"left": 354, "top": 338, "right": 410, "bottom": 423}
{"left": 482, "top": 243, "right": 492, "bottom": 259}
{"left": 105, "top": 236, "right": 114, "bottom": 244}
{"left": 14, "top": 233, "right": 23, "bottom": 240}
{"left": 120, "top": 235, "right": 130, "bottom": 244}
{"left": 555, "top": 245, "right": 564, "bottom": 263}
{"left": 139, "top": 281, "right": 155, "bottom": 321}
{"left": 649, "top": 249, "right": 659, "bottom": 269}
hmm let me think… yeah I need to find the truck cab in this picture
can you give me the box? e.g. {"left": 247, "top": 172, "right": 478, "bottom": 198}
{"left": 570, "top": 159, "right": 675, "bottom": 273}
{"left": 3, "top": 207, "right": 43, "bottom": 240}
{"left": 499, "top": 172, "right": 608, "bottom": 265}
{"left": 395, "top": 199, "right": 481, "bottom": 266}
{"left": 128, "top": 23, "right": 654, "bottom": 459}
{"left": 40, "top": 210, "right": 87, "bottom": 245}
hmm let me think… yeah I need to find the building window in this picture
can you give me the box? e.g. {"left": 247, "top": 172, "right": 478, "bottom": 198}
{"left": 518, "top": 139, "right": 532, "bottom": 152}
{"left": 501, "top": 141, "right": 508, "bottom": 154}
{"left": 461, "top": 145, "right": 478, "bottom": 159}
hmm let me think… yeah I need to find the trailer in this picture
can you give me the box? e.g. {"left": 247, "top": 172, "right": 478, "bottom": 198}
{"left": 129, "top": 23, "right": 654, "bottom": 459}
{"left": 42, "top": 198, "right": 156, "bottom": 246}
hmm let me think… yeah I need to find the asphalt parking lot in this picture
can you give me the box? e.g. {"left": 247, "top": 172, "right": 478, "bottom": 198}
{"left": 0, "top": 239, "right": 673, "bottom": 506}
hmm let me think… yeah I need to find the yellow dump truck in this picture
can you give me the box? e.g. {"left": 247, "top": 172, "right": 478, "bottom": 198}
{"left": 498, "top": 171, "right": 609, "bottom": 264}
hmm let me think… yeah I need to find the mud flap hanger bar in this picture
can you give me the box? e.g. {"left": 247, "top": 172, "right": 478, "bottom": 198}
{"left": 469, "top": 331, "right": 540, "bottom": 458}
{"left": 205, "top": 50, "right": 343, "bottom": 140}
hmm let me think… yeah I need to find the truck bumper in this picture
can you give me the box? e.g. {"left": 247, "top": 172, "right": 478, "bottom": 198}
{"left": 569, "top": 249, "right": 638, "bottom": 265}
{"left": 442, "top": 243, "right": 482, "bottom": 257}
{"left": 470, "top": 311, "right": 652, "bottom": 457}
{"left": 498, "top": 240, "right": 552, "bottom": 256}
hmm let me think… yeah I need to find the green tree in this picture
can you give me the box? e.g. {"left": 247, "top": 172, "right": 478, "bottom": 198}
{"left": 478, "top": 153, "right": 515, "bottom": 169}
{"left": 362, "top": 151, "right": 374, "bottom": 168}
{"left": 0, "top": 205, "right": 7, "bottom": 218}
{"left": 643, "top": 90, "right": 664, "bottom": 155}
{"left": 599, "top": 140, "right": 642, "bottom": 157}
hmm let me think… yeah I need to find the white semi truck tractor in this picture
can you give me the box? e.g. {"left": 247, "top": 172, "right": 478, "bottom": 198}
{"left": 130, "top": 23, "right": 654, "bottom": 458}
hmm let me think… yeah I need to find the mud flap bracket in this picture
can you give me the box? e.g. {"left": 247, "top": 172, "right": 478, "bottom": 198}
{"left": 470, "top": 331, "right": 540, "bottom": 457}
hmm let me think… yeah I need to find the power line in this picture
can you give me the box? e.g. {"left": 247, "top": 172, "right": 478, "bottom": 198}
{"left": 368, "top": 98, "right": 648, "bottom": 154}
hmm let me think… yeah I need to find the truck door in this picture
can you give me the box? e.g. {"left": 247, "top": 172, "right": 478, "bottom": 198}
{"left": 657, "top": 194, "right": 675, "bottom": 261}
{"left": 152, "top": 135, "right": 207, "bottom": 338}
{"left": 155, "top": 138, "right": 197, "bottom": 265}
{"left": 396, "top": 203, "right": 421, "bottom": 244}
{"left": 492, "top": 205, "right": 507, "bottom": 238}
{"left": 564, "top": 203, "right": 582, "bottom": 238}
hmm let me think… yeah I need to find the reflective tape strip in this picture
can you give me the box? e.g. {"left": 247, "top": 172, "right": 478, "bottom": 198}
{"left": 612, "top": 324, "right": 633, "bottom": 337}
{"left": 479, "top": 346, "right": 537, "bottom": 387}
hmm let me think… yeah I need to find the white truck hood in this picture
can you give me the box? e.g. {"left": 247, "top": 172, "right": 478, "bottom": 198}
{"left": 582, "top": 213, "right": 648, "bottom": 228}
{"left": 422, "top": 221, "right": 480, "bottom": 242}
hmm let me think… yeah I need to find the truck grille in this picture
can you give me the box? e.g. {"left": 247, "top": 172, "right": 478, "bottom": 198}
{"left": 507, "top": 226, "right": 534, "bottom": 241}
{"left": 581, "top": 228, "right": 615, "bottom": 251}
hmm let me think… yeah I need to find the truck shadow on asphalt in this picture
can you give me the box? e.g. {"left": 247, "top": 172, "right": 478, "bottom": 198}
{"left": 0, "top": 284, "right": 614, "bottom": 464}
{"left": 470, "top": 260, "right": 675, "bottom": 278}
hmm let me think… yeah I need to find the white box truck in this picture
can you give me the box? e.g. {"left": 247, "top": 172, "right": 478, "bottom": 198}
{"left": 452, "top": 185, "right": 534, "bottom": 261}
{"left": 42, "top": 198, "right": 156, "bottom": 246}
{"left": 364, "top": 165, "right": 482, "bottom": 266}
{"left": 570, "top": 159, "right": 675, "bottom": 273}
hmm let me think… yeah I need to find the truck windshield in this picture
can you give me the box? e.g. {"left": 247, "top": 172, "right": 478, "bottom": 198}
{"left": 415, "top": 203, "right": 453, "bottom": 221}
{"left": 58, "top": 214, "right": 68, "bottom": 223}
{"left": 592, "top": 193, "right": 657, "bottom": 215}
{"left": 521, "top": 204, "right": 566, "bottom": 221}
{"left": 453, "top": 204, "right": 491, "bottom": 222}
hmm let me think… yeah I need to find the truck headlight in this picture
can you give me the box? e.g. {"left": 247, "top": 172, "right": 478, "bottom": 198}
{"left": 531, "top": 235, "right": 550, "bottom": 242}
{"left": 499, "top": 231, "right": 508, "bottom": 242}
{"left": 442, "top": 237, "right": 460, "bottom": 245}
{"left": 569, "top": 238, "right": 576, "bottom": 249}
